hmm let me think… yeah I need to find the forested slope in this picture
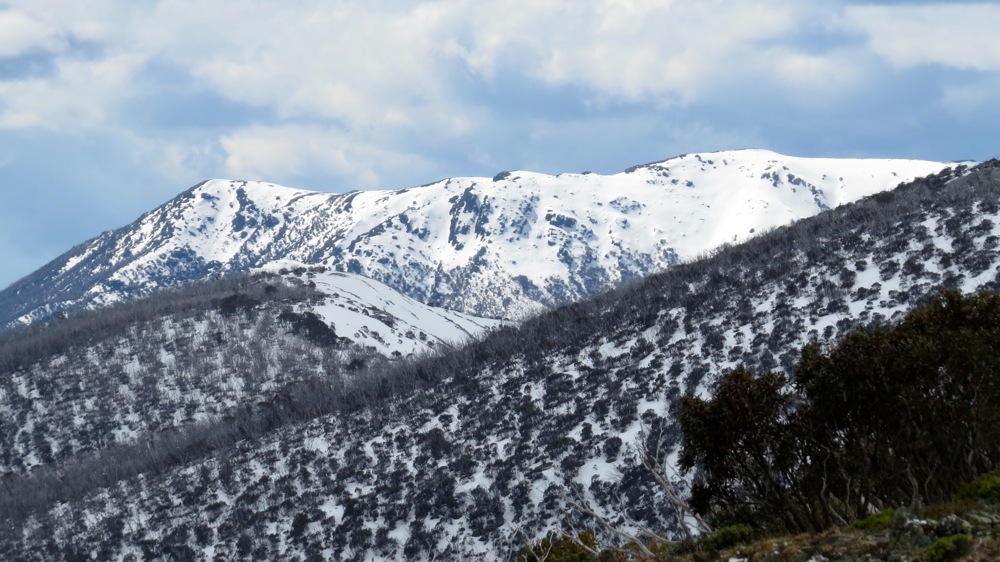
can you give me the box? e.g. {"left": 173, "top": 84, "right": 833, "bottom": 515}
{"left": 0, "top": 267, "right": 497, "bottom": 477}
{"left": 1, "top": 161, "right": 998, "bottom": 560}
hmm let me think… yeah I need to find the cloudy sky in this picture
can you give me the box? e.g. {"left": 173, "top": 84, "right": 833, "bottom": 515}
{"left": 1, "top": 0, "right": 998, "bottom": 289}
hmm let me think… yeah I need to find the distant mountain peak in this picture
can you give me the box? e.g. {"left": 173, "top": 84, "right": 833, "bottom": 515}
{"left": 0, "top": 150, "right": 952, "bottom": 328}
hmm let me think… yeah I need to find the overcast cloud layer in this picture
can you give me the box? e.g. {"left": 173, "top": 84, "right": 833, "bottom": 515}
{"left": 1, "top": 1, "right": 998, "bottom": 289}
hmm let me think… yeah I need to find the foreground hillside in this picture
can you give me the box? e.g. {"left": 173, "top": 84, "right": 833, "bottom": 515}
{"left": 0, "top": 149, "right": 948, "bottom": 326}
{"left": 0, "top": 160, "right": 997, "bottom": 560}
{"left": 0, "top": 267, "right": 497, "bottom": 476}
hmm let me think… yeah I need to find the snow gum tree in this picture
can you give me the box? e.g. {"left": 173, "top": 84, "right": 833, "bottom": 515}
{"left": 680, "top": 289, "right": 1000, "bottom": 534}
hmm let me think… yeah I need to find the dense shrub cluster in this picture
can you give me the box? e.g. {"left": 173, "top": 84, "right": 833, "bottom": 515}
{"left": 850, "top": 508, "right": 895, "bottom": 531}
{"left": 680, "top": 290, "right": 1000, "bottom": 534}
{"left": 701, "top": 524, "right": 754, "bottom": 551}
{"left": 958, "top": 469, "right": 1000, "bottom": 503}
{"left": 927, "top": 534, "right": 973, "bottom": 562}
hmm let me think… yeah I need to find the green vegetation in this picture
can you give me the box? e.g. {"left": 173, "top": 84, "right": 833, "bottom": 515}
{"left": 850, "top": 508, "right": 895, "bottom": 531}
{"left": 521, "top": 495, "right": 1000, "bottom": 560}
{"left": 701, "top": 524, "right": 753, "bottom": 550}
{"left": 517, "top": 531, "right": 599, "bottom": 562}
{"left": 679, "top": 289, "right": 1000, "bottom": 534}
{"left": 959, "top": 469, "right": 1000, "bottom": 503}
{"left": 927, "top": 533, "right": 973, "bottom": 562}
{"left": 520, "top": 288, "right": 1000, "bottom": 559}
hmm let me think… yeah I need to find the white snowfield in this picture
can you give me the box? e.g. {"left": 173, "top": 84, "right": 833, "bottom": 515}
{"left": 14, "top": 149, "right": 951, "bottom": 325}
{"left": 259, "top": 262, "right": 503, "bottom": 357}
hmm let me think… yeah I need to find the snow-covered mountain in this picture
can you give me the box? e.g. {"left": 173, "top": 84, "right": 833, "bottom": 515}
{"left": 258, "top": 263, "right": 501, "bottom": 357}
{"left": 0, "top": 267, "right": 498, "bottom": 476}
{"left": 0, "top": 150, "right": 950, "bottom": 327}
{"left": 2, "top": 160, "right": 995, "bottom": 560}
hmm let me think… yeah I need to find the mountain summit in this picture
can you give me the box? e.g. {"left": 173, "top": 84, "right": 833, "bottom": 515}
{"left": 0, "top": 149, "right": 949, "bottom": 327}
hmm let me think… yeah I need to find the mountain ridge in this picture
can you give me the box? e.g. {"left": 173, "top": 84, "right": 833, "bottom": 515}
{"left": 2, "top": 160, "right": 998, "bottom": 560}
{"left": 0, "top": 149, "right": 950, "bottom": 328}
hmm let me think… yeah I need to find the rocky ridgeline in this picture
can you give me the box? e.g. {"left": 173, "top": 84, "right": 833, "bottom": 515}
{"left": 0, "top": 150, "right": 947, "bottom": 327}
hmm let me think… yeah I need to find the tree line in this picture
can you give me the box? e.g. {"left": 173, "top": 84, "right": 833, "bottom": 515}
{"left": 679, "top": 289, "right": 1000, "bottom": 534}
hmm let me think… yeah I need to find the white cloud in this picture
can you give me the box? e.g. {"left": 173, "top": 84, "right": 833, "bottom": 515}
{"left": 941, "top": 75, "right": 1000, "bottom": 118}
{"left": 0, "top": 2, "right": 903, "bottom": 130}
{"left": 0, "top": 1, "right": 857, "bottom": 132}
{"left": 0, "top": 0, "right": 137, "bottom": 52}
{"left": 765, "top": 48, "right": 866, "bottom": 97}
{"left": 165, "top": 1, "right": 462, "bottom": 129}
{"left": 550, "top": 2, "right": 801, "bottom": 101}
{"left": 0, "top": 0, "right": 994, "bottom": 187}
{"left": 0, "top": 10, "right": 64, "bottom": 58}
{"left": 220, "top": 124, "right": 427, "bottom": 189}
{"left": 0, "top": 53, "right": 145, "bottom": 128}
{"left": 847, "top": 4, "right": 1000, "bottom": 71}
{"left": 420, "top": 1, "right": 870, "bottom": 108}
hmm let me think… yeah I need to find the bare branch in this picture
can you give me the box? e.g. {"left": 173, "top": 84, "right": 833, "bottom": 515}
{"left": 564, "top": 483, "right": 657, "bottom": 559}
{"left": 636, "top": 424, "right": 713, "bottom": 538}
{"left": 509, "top": 526, "right": 555, "bottom": 562}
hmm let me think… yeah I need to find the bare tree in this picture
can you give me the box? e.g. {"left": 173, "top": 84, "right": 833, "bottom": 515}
{"left": 564, "top": 484, "right": 659, "bottom": 559}
{"left": 563, "top": 423, "right": 712, "bottom": 558}
{"left": 508, "top": 526, "right": 556, "bottom": 562}
{"left": 635, "top": 425, "right": 713, "bottom": 540}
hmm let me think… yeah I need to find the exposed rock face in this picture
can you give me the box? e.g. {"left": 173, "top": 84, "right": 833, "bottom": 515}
{"left": 0, "top": 150, "right": 948, "bottom": 326}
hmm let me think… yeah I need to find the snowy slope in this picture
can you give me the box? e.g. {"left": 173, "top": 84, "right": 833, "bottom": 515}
{"left": 0, "top": 150, "right": 950, "bottom": 326}
{"left": 264, "top": 263, "right": 502, "bottom": 357}
{"left": 1, "top": 160, "right": 993, "bottom": 561}
{"left": 0, "top": 267, "right": 500, "bottom": 476}
{"left": 2, "top": 160, "right": 997, "bottom": 560}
